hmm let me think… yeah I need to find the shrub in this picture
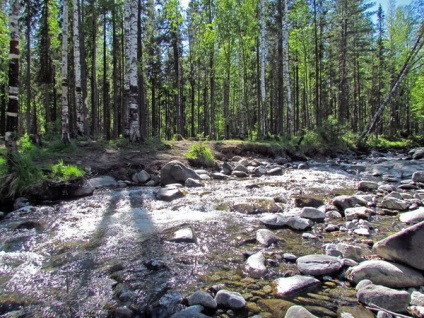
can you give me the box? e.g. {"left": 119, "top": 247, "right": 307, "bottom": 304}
{"left": 49, "top": 160, "right": 84, "bottom": 182}
{"left": 185, "top": 142, "right": 215, "bottom": 167}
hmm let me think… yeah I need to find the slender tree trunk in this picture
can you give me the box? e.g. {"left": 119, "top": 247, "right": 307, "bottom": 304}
{"left": 277, "top": 0, "right": 284, "bottom": 134}
{"left": 137, "top": 0, "right": 147, "bottom": 140}
{"left": 103, "top": 11, "right": 110, "bottom": 140}
{"left": 90, "top": 0, "right": 98, "bottom": 138}
{"left": 5, "top": 0, "right": 21, "bottom": 158}
{"left": 124, "top": 0, "right": 140, "bottom": 141}
{"left": 0, "top": 84, "right": 5, "bottom": 137}
{"left": 73, "top": 0, "right": 84, "bottom": 135}
{"left": 62, "top": 0, "right": 70, "bottom": 144}
{"left": 112, "top": 3, "right": 119, "bottom": 139}
{"left": 282, "top": 0, "right": 293, "bottom": 136}
{"left": 259, "top": 0, "right": 267, "bottom": 138}
{"left": 26, "top": 1, "right": 31, "bottom": 134}
{"left": 313, "top": 0, "right": 321, "bottom": 127}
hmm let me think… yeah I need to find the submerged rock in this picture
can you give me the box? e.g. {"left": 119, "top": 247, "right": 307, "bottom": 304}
{"left": 156, "top": 188, "right": 185, "bottom": 201}
{"left": 88, "top": 176, "right": 117, "bottom": 188}
{"left": 373, "top": 221, "right": 424, "bottom": 271}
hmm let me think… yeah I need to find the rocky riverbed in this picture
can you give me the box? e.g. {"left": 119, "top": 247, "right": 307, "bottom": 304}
{"left": 2, "top": 148, "right": 424, "bottom": 317}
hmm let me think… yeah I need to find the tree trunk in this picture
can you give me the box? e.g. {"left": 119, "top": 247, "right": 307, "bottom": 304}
{"left": 5, "top": 0, "right": 21, "bottom": 157}
{"left": 103, "top": 12, "right": 110, "bottom": 140}
{"left": 26, "top": 1, "right": 31, "bottom": 134}
{"left": 259, "top": 0, "right": 267, "bottom": 137}
{"left": 137, "top": 0, "right": 147, "bottom": 140}
{"left": 73, "top": 0, "right": 85, "bottom": 135}
{"left": 90, "top": 0, "right": 98, "bottom": 138}
{"left": 61, "top": 0, "right": 70, "bottom": 144}
{"left": 282, "top": 0, "right": 293, "bottom": 136}
{"left": 124, "top": 0, "right": 140, "bottom": 141}
{"left": 112, "top": 3, "right": 119, "bottom": 139}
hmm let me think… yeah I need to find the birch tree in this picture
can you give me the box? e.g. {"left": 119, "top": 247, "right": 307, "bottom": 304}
{"left": 61, "top": 0, "right": 70, "bottom": 144}
{"left": 73, "top": 0, "right": 85, "bottom": 135}
{"left": 259, "top": 0, "right": 267, "bottom": 137}
{"left": 124, "top": 0, "right": 140, "bottom": 141}
{"left": 282, "top": 0, "right": 293, "bottom": 135}
{"left": 5, "top": 0, "right": 21, "bottom": 158}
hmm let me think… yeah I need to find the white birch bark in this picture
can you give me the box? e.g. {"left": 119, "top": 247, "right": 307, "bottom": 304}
{"left": 73, "top": 0, "right": 84, "bottom": 135}
{"left": 5, "top": 0, "right": 21, "bottom": 155}
{"left": 259, "top": 0, "right": 267, "bottom": 137}
{"left": 124, "top": 0, "right": 140, "bottom": 141}
{"left": 282, "top": 0, "right": 293, "bottom": 135}
{"left": 61, "top": 0, "right": 70, "bottom": 144}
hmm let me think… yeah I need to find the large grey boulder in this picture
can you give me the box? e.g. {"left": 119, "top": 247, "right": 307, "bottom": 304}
{"left": 160, "top": 160, "right": 201, "bottom": 185}
{"left": 245, "top": 251, "right": 267, "bottom": 277}
{"left": 344, "top": 207, "right": 373, "bottom": 221}
{"left": 345, "top": 259, "right": 424, "bottom": 288}
{"left": 358, "top": 181, "right": 379, "bottom": 191}
{"left": 170, "top": 305, "right": 209, "bottom": 318}
{"left": 380, "top": 197, "right": 410, "bottom": 211}
{"left": 261, "top": 214, "right": 312, "bottom": 230}
{"left": 273, "top": 275, "right": 320, "bottom": 298}
{"left": 332, "top": 195, "right": 364, "bottom": 212}
{"left": 412, "top": 171, "right": 424, "bottom": 183}
{"left": 336, "top": 243, "right": 362, "bottom": 262}
{"left": 300, "top": 207, "right": 325, "bottom": 221}
{"left": 187, "top": 291, "right": 217, "bottom": 309}
{"left": 256, "top": 229, "right": 277, "bottom": 246}
{"left": 399, "top": 208, "right": 424, "bottom": 224}
{"left": 296, "top": 254, "right": 343, "bottom": 276}
{"left": 214, "top": 290, "right": 246, "bottom": 309}
{"left": 356, "top": 280, "right": 410, "bottom": 313}
{"left": 373, "top": 221, "right": 424, "bottom": 271}
{"left": 412, "top": 148, "right": 424, "bottom": 160}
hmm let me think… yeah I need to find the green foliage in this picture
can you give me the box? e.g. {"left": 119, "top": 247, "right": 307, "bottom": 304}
{"left": 185, "top": 142, "right": 215, "bottom": 167}
{"left": 48, "top": 160, "right": 84, "bottom": 182}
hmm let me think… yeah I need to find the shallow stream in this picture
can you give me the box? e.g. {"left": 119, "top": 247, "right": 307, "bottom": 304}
{"left": 0, "top": 157, "right": 416, "bottom": 317}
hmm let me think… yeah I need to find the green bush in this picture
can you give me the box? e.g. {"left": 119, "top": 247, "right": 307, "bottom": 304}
{"left": 49, "top": 160, "right": 84, "bottom": 182}
{"left": 185, "top": 142, "right": 215, "bottom": 167}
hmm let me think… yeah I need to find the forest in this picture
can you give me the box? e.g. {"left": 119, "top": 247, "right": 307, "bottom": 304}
{"left": 0, "top": 0, "right": 423, "bottom": 150}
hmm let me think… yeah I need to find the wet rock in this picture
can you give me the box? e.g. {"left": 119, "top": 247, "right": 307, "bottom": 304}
{"left": 233, "top": 164, "right": 249, "bottom": 173}
{"left": 332, "top": 195, "right": 363, "bottom": 212}
{"left": 302, "top": 233, "right": 317, "bottom": 240}
{"left": 169, "top": 227, "right": 196, "bottom": 243}
{"left": 187, "top": 291, "right": 217, "bottom": 309}
{"left": 185, "top": 178, "right": 204, "bottom": 187}
{"left": 88, "top": 176, "right": 117, "bottom": 188}
{"left": 160, "top": 160, "right": 201, "bottom": 185}
{"left": 0, "top": 211, "right": 5, "bottom": 220}
{"left": 275, "top": 156, "right": 290, "bottom": 165}
{"left": 70, "top": 182, "right": 95, "bottom": 197}
{"left": 344, "top": 207, "right": 373, "bottom": 221}
{"left": 325, "top": 210, "right": 343, "bottom": 220}
{"left": 273, "top": 275, "right": 320, "bottom": 298}
{"left": 115, "top": 306, "right": 133, "bottom": 318}
{"left": 399, "top": 207, "right": 424, "bottom": 224}
{"left": 298, "top": 163, "right": 309, "bottom": 169}
{"left": 156, "top": 188, "right": 185, "bottom": 201}
{"left": 132, "top": 170, "right": 151, "bottom": 184}
{"left": 412, "top": 171, "right": 424, "bottom": 183}
{"left": 380, "top": 196, "right": 410, "bottom": 211}
{"left": 253, "top": 166, "right": 267, "bottom": 176}
{"left": 257, "top": 299, "right": 294, "bottom": 316}
{"left": 215, "top": 290, "right": 246, "bottom": 309}
{"left": 266, "top": 167, "right": 283, "bottom": 176}
{"left": 293, "top": 196, "right": 324, "bottom": 208}
{"left": 336, "top": 243, "right": 362, "bottom": 261}
{"left": 211, "top": 172, "right": 229, "bottom": 180}
{"left": 284, "top": 305, "right": 318, "bottom": 318}
{"left": 245, "top": 252, "right": 267, "bottom": 277}
{"left": 144, "top": 260, "right": 167, "bottom": 271}
{"left": 300, "top": 207, "right": 325, "bottom": 221}
{"left": 358, "top": 181, "right": 379, "bottom": 191}
{"left": 412, "top": 148, "right": 424, "bottom": 160}
{"left": 231, "top": 171, "right": 249, "bottom": 178}
{"left": 283, "top": 253, "right": 297, "bottom": 262}
{"left": 13, "top": 197, "right": 31, "bottom": 210}
{"left": 337, "top": 306, "right": 374, "bottom": 318}
{"left": 378, "top": 184, "right": 395, "bottom": 192}
{"left": 170, "top": 305, "right": 209, "bottom": 318}
{"left": 411, "top": 291, "right": 424, "bottom": 306}
{"left": 296, "top": 254, "right": 343, "bottom": 276}
{"left": 325, "top": 224, "right": 340, "bottom": 232}
{"left": 261, "top": 214, "right": 312, "bottom": 230}
{"left": 373, "top": 221, "right": 424, "bottom": 271}
{"left": 221, "top": 162, "right": 232, "bottom": 175}
{"left": 256, "top": 229, "right": 277, "bottom": 246}
{"left": 356, "top": 281, "right": 410, "bottom": 313}
{"left": 345, "top": 260, "right": 424, "bottom": 288}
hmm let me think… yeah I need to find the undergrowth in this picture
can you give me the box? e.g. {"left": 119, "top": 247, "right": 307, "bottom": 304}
{"left": 185, "top": 142, "right": 215, "bottom": 167}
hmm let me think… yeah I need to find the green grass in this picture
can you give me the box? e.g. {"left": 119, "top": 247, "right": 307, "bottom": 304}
{"left": 185, "top": 142, "right": 215, "bottom": 167}
{"left": 48, "top": 160, "right": 84, "bottom": 182}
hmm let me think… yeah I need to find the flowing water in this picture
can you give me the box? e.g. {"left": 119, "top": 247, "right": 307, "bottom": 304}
{"left": 0, "top": 159, "right": 414, "bottom": 317}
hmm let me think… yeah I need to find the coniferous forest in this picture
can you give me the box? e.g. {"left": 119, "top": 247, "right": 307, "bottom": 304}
{"left": 0, "top": 0, "right": 423, "bottom": 148}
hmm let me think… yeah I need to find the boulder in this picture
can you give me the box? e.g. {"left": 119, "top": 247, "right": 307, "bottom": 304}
{"left": 399, "top": 208, "right": 424, "bottom": 224}
{"left": 256, "top": 229, "right": 278, "bottom": 247}
{"left": 214, "top": 290, "right": 246, "bottom": 309}
{"left": 266, "top": 167, "right": 283, "bottom": 176}
{"left": 284, "top": 305, "right": 318, "bottom": 318}
{"left": 187, "top": 291, "right": 217, "bottom": 309}
{"left": 245, "top": 252, "right": 267, "bottom": 277}
{"left": 296, "top": 254, "right": 343, "bottom": 276}
{"left": 412, "top": 148, "right": 424, "bottom": 160}
{"left": 380, "top": 197, "right": 410, "bottom": 211}
{"left": 293, "top": 196, "right": 324, "bottom": 208}
{"left": 132, "top": 170, "right": 151, "bottom": 184}
{"left": 170, "top": 305, "right": 209, "bottom": 318}
{"left": 373, "top": 221, "right": 424, "bottom": 271}
{"left": 231, "top": 198, "right": 280, "bottom": 214}
{"left": 185, "top": 178, "right": 204, "bottom": 187}
{"left": 344, "top": 207, "right": 373, "bottom": 221}
{"left": 160, "top": 160, "right": 201, "bottom": 185}
{"left": 345, "top": 259, "right": 424, "bottom": 288}
{"left": 336, "top": 243, "right": 362, "bottom": 262}
{"left": 412, "top": 171, "right": 424, "bottom": 183}
{"left": 261, "top": 214, "right": 312, "bottom": 230}
{"left": 300, "top": 207, "right": 325, "bottom": 221}
{"left": 273, "top": 275, "right": 320, "bottom": 298}
{"left": 411, "top": 291, "right": 424, "bottom": 306}
{"left": 169, "top": 227, "right": 195, "bottom": 243}
{"left": 332, "top": 195, "right": 363, "bottom": 212}
{"left": 156, "top": 188, "right": 185, "bottom": 201}
{"left": 88, "top": 176, "right": 117, "bottom": 188}
{"left": 356, "top": 281, "right": 410, "bottom": 313}
{"left": 358, "top": 181, "right": 379, "bottom": 191}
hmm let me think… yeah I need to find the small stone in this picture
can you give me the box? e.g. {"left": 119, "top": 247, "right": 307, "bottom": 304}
{"left": 284, "top": 305, "right": 318, "bottom": 318}
{"left": 273, "top": 275, "right": 320, "bottom": 297}
{"left": 156, "top": 188, "right": 185, "bottom": 201}
{"left": 256, "top": 229, "right": 278, "bottom": 246}
{"left": 215, "top": 290, "right": 246, "bottom": 309}
{"left": 187, "top": 290, "right": 217, "bottom": 309}
{"left": 296, "top": 254, "right": 343, "bottom": 276}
